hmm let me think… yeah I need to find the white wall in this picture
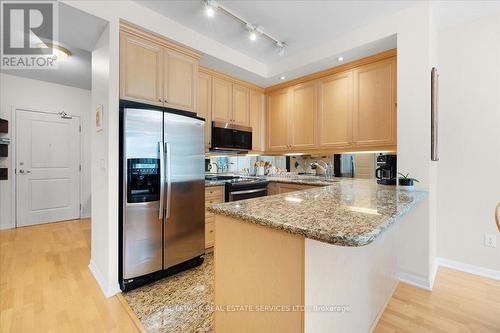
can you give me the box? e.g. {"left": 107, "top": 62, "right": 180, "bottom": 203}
{"left": 87, "top": 23, "right": 122, "bottom": 297}
{"left": 435, "top": 10, "right": 500, "bottom": 272}
{"left": 0, "top": 73, "right": 92, "bottom": 229}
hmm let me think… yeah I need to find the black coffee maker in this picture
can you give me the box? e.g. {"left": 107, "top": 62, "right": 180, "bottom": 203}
{"left": 376, "top": 154, "right": 397, "bottom": 185}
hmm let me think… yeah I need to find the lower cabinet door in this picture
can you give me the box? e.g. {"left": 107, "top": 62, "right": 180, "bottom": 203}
{"left": 205, "top": 219, "right": 215, "bottom": 249}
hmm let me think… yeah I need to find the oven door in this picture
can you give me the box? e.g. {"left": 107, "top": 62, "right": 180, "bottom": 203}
{"left": 228, "top": 187, "right": 267, "bottom": 201}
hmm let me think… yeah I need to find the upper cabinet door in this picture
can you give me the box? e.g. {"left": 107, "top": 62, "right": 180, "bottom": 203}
{"left": 232, "top": 84, "right": 250, "bottom": 127}
{"left": 212, "top": 77, "right": 233, "bottom": 123}
{"left": 164, "top": 49, "right": 197, "bottom": 112}
{"left": 290, "top": 82, "right": 317, "bottom": 149}
{"left": 353, "top": 58, "right": 396, "bottom": 147}
{"left": 198, "top": 72, "right": 212, "bottom": 150}
{"left": 267, "top": 89, "right": 290, "bottom": 151}
{"left": 250, "top": 90, "right": 265, "bottom": 152}
{"left": 318, "top": 71, "right": 353, "bottom": 148}
{"left": 120, "top": 32, "right": 163, "bottom": 106}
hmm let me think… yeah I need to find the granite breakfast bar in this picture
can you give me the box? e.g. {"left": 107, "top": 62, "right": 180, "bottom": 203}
{"left": 208, "top": 178, "right": 427, "bottom": 333}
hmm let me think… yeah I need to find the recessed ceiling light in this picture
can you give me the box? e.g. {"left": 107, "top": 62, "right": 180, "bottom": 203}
{"left": 338, "top": 56, "right": 344, "bottom": 62}
{"left": 280, "top": 76, "right": 286, "bottom": 80}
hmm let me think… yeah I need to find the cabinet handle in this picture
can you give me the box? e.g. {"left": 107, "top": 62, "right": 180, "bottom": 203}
{"left": 496, "top": 201, "right": 500, "bottom": 232}
{"left": 164, "top": 99, "right": 168, "bottom": 103}
{"left": 158, "top": 98, "right": 162, "bottom": 102}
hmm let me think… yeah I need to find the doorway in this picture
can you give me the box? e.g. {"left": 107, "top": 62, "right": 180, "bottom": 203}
{"left": 15, "top": 109, "right": 81, "bottom": 227}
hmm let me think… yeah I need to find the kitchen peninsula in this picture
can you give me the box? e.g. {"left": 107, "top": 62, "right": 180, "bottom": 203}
{"left": 209, "top": 178, "right": 426, "bottom": 332}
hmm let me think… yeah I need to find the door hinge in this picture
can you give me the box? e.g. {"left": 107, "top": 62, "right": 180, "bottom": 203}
{"left": 79, "top": 125, "right": 81, "bottom": 132}
{"left": 79, "top": 164, "right": 81, "bottom": 172}
{"left": 80, "top": 204, "right": 82, "bottom": 211}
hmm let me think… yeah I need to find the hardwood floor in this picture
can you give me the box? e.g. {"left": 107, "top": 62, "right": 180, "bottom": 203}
{"left": 375, "top": 267, "right": 500, "bottom": 332}
{"left": 1, "top": 220, "right": 499, "bottom": 332}
{"left": 0, "top": 219, "right": 139, "bottom": 333}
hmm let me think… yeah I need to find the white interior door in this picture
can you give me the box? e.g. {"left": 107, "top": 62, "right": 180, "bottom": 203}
{"left": 16, "top": 110, "right": 81, "bottom": 227}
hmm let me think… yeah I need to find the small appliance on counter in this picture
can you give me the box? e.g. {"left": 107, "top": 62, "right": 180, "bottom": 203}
{"left": 376, "top": 154, "right": 397, "bottom": 185}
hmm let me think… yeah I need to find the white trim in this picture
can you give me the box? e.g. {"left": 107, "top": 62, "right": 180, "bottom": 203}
{"left": 429, "top": 258, "right": 439, "bottom": 290}
{"left": 436, "top": 257, "right": 500, "bottom": 281}
{"left": 12, "top": 107, "right": 82, "bottom": 228}
{"left": 88, "top": 260, "right": 121, "bottom": 298}
{"left": 396, "top": 270, "right": 434, "bottom": 291}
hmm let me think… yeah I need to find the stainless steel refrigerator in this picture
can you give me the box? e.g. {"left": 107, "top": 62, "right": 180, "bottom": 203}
{"left": 120, "top": 106, "right": 205, "bottom": 291}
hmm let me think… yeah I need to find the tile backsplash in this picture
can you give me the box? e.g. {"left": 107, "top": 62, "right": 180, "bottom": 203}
{"left": 206, "top": 156, "right": 286, "bottom": 174}
{"left": 206, "top": 152, "right": 389, "bottom": 179}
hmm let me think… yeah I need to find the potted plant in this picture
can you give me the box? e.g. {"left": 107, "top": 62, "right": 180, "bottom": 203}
{"left": 398, "top": 173, "right": 419, "bottom": 190}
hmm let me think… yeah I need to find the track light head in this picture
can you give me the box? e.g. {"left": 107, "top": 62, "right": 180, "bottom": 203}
{"left": 246, "top": 24, "right": 259, "bottom": 41}
{"left": 204, "top": 0, "right": 218, "bottom": 17}
{"left": 276, "top": 41, "right": 287, "bottom": 56}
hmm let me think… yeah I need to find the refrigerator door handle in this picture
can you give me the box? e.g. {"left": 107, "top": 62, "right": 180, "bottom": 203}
{"left": 158, "top": 141, "right": 165, "bottom": 220}
{"left": 165, "top": 142, "right": 172, "bottom": 220}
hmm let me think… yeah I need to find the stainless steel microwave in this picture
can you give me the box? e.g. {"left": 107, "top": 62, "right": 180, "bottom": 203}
{"left": 211, "top": 122, "right": 252, "bottom": 151}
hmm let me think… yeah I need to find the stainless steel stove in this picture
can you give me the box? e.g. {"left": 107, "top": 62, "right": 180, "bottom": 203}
{"left": 205, "top": 175, "right": 269, "bottom": 201}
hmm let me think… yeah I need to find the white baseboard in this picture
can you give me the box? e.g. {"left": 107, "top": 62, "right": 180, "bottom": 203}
{"left": 397, "top": 258, "right": 500, "bottom": 292}
{"left": 0, "top": 224, "right": 14, "bottom": 230}
{"left": 88, "top": 260, "right": 121, "bottom": 298}
{"left": 436, "top": 257, "right": 500, "bottom": 281}
{"left": 396, "top": 271, "right": 434, "bottom": 291}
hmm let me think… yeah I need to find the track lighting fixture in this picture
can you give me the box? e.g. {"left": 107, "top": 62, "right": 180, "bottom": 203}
{"left": 204, "top": 0, "right": 218, "bottom": 17}
{"left": 202, "top": 0, "right": 287, "bottom": 56}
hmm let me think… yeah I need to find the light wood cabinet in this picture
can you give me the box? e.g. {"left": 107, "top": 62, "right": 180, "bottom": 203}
{"left": 352, "top": 58, "right": 396, "bottom": 148}
{"left": 205, "top": 185, "right": 224, "bottom": 250}
{"left": 277, "top": 183, "right": 319, "bottom": 194}
{"left": 164, "top": 50, "right": 197, "bottom": 112}
{"left": 120, "top": 32, "right": 163, "bottom": 106}
{"left": 264, "top": 50, "right": 397, "bottom": 154}
{"left": 212, "top": 77, "right": 233, "bottom": 123}
{"left": 250, "top": 90, "right": 265, "bottom": 152}
{"left": 212, "top": 79, "right": 251, "bottom": 127}
{"left": 290, "top": 82, "right": 317, "bottom": 149}
{"left": 267, "top": 83, "right": 317, "bottom": 152}
{"left": 267, "top": 182, "right": 322, "bottom": 195}
{"left": 232, "top": 84, "right": 250, "bottom": 126}
{"left": 318, "top": 71, "right": 353, "bottom": 148}
{"left": 198, "top": 72, "right": 212, "bottom": 150}
{"left": 119, "top": 28, "right": 200, "bottom": 112}
{"left": 267, "top": 89, "right": 290, "bottom": 151}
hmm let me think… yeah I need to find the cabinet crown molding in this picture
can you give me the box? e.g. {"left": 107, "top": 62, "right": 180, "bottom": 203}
{"left": 120, "top": 21, "right": 202, "bottom": 60}
{"left": 265, "top": 48, "right": 397, "bottom": 93}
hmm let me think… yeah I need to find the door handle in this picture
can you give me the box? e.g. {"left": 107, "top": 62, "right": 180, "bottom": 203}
{"left": 159, "top": 142, "right": 165, "bottom": 220}
{"left": 165, "top": 142, "right": 172, "bottom": 220}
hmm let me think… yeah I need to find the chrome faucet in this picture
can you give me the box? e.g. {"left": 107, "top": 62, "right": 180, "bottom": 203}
{"left": 209, "top": 162, "right": 219, "bottom": 173}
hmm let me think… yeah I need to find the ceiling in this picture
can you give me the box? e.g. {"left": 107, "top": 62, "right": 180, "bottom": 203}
{"left": 1, "top": 3, "right": 107, "bottom": 90}
{"left": 134, "top": 0, "right": 416, "bottom": 86}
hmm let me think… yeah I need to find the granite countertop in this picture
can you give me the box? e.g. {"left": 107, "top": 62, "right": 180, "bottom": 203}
{"left": 208, "top": 178, "right": 427, "bottom": 247}
{"left": 205, "top": 180, "right": 228, "bottom": 187}
{"left": 204, "top": 174, "right": 337, "bottom": 187}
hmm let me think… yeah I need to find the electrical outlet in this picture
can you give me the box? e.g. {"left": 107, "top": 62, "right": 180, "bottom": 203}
{"left": 484, "top": 234, "right": 497, "bottom": 248}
